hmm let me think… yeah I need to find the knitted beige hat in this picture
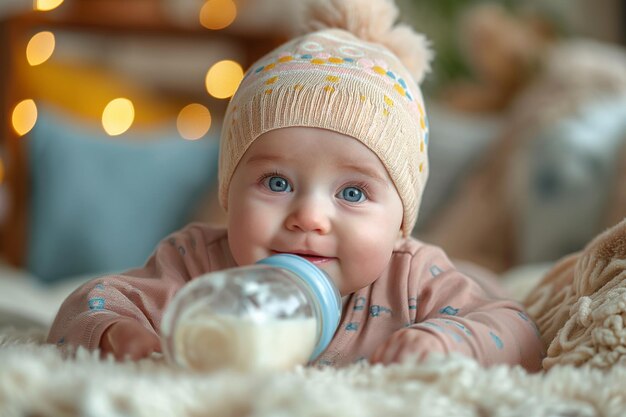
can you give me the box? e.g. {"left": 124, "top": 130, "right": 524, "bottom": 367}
{"left": 219, "top": 0, "right": 432, "bottom": 236}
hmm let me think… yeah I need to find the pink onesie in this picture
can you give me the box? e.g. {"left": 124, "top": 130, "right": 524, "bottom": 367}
{"left": 47, "top": 223, "right": 545, "bottom": 370}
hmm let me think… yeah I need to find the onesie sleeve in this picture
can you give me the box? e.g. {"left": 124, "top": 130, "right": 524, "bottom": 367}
{"left": 407, "top": 245, "right": 545, "bottom": 371}
{"left": 46, "top": 224, "right": 223, "bottom": 351}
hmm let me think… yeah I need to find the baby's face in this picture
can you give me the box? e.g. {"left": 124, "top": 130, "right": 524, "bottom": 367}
{"left": 227, "top": 127, "right": 403, "bottom": 295}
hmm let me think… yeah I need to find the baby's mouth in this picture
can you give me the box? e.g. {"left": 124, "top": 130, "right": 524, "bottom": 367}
{"left": 272, "top": 251, "right": 335, "bottom": 265}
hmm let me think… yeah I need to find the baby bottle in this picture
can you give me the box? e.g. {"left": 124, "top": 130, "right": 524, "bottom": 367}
{"left": 160, "top": 254, "right": 341, "bottom": 372}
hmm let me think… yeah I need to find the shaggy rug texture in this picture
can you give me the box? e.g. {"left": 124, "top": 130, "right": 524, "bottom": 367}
{"left": 1, "top": 327, "right": 626, "bottom": 417}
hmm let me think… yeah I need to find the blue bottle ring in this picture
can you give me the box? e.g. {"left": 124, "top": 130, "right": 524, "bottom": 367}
{"left": 257, "top": 254, "right": 341, "bottom": 360}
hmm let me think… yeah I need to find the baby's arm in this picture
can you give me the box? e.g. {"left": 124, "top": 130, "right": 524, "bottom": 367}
{"left": 47, "top": 224, "right": 214, "bottom": 359}
{"left": 372, "top": 246, "right": 545, "bottom": 370}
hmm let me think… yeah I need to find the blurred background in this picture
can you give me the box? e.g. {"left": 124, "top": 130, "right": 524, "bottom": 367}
{"left": 0, "top": 0, "right": 625, "bottom": 310}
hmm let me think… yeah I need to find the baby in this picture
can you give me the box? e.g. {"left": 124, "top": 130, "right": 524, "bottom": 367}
{"left": 47, "top": 0, "right": 544, "bottom": 370}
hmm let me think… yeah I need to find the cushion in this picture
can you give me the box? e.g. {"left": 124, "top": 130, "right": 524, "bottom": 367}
{"left": 26, "top": 105, "right": 219, "bottom": 283}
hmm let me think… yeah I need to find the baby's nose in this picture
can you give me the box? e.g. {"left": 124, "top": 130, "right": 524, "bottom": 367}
{"left": 285, "top": 197, "right": 331, "bottom": 234}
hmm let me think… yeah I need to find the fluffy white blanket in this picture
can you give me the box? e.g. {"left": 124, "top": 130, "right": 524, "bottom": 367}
{"left": 1, "top": 327, "right": 625, "bottom": 417}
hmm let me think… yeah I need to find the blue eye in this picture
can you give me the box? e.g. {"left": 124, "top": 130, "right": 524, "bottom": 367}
{"left": 265, "top": 176, "right": 291, "bottom": 192}
{"left": 338, "top": 186, "right": 366, "bottom": 203}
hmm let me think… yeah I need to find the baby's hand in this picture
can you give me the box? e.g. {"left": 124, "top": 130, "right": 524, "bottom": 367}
{"left": 370, "top": 328, "right": 444, "bottom": 365}
{"left": 100, "top": 320, "right": 161, "bottom": 361}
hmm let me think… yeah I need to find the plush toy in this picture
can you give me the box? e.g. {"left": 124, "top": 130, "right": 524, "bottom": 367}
{"left": 441, "top": 3, "right": 554, "bottom": 113}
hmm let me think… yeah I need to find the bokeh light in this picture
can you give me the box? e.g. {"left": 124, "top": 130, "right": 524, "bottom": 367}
{"left": 205, "top": 60, "right": 244, "bottom": 99}
{"left": 177, "top": 104, "right": 212, "bottom": 140}
{"left": 11, "top": 99, "right": 38, "bottom": 136}
{"left": 199, "top": 0, "right": 237, "bottom": 30}
{"left": 26, "top": 31, "right": 56, "bottom": 66}
{"left": 102, "top": 98, "right": 135, "bottom": 136}
{"left": 0, "top": 158, "right": 4, "bottom": 185}
{"left": 35, "top": 0, "right": 64, "bottom": 11}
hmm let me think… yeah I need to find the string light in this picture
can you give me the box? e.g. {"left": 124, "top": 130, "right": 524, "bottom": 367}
{"left": 34, "top": 0, "right": 64, "bottom": 12}
{"left": 102, "top": 98, "right": 135, "bottom": 136}
{"left": 199, "top": 0, "right": 237, "bottom": 30}
{"left": 20, "top": 2, "right": 244, "bottom": 142}
{"left": 177, "top": 104, "right": 212, "bottom": 140}
{"left": 205, "top": 60, "right": 244, "bottom": 99}
{"left": 11, "top": 99, "right": 38, "bottom": 136}
{"left": 26, "top": 31, "right": 55, "bottom": 66}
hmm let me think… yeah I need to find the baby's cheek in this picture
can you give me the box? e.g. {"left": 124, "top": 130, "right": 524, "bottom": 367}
{"left": 236, "top": 209, "right": 286, "bottom": 264}
{"left": 228, "top": 219, "right": 258, "bottom": 263}
{"left": 349, "top": 233, "right": 394, "bottom": 282}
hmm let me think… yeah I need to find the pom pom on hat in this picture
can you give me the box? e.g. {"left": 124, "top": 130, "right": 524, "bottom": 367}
{"left": 302, "top": 0, "right": 433, "bottom": 82}
{"left": 303, "top": 0, "right": 399, "bottom": 38}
